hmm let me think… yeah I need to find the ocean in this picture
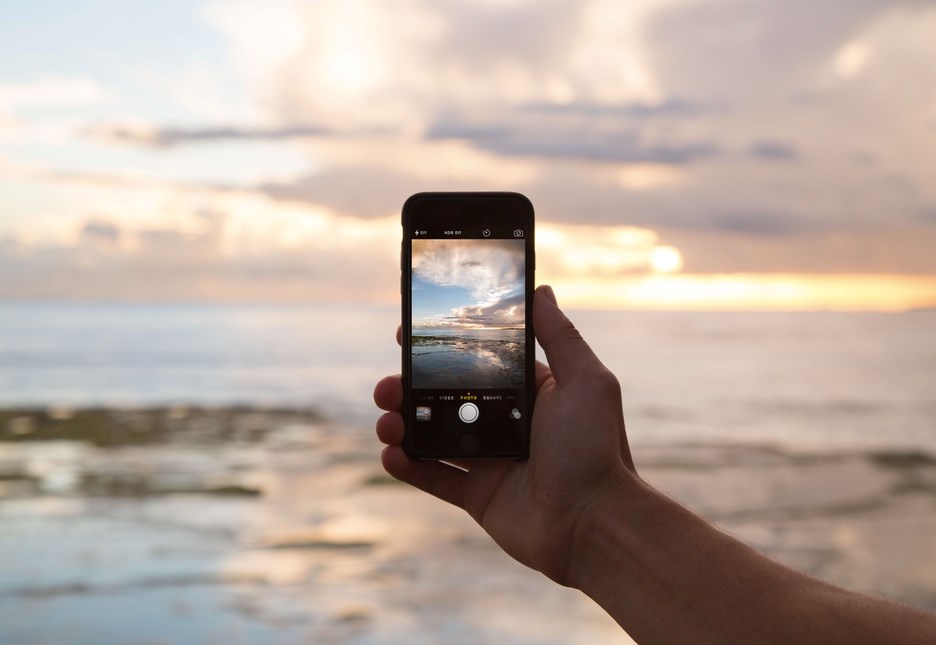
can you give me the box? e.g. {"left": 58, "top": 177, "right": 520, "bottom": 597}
{"left": 2, "top": 302, "right": 935, "bottom": 644}
{"left": 1, "top": 302, "right": 935, "bottom": 451}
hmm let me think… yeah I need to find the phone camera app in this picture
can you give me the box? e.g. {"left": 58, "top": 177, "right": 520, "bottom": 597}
{"left": 513, "top": 229, "right": 523, "bottom": 238}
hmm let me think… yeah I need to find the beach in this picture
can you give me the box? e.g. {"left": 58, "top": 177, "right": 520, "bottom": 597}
{"left": 411, "top": 330, "right": 525, "bottom": 389}
{"left": 1, "top": 407, "right": 935, "bottom": 644}
{"left": 1, "top": 304, "right": 935, "bottom": 643}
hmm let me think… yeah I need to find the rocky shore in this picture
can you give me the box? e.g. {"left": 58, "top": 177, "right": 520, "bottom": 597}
{"left": 0, "top": 406, "right": 323, "bottom": 446}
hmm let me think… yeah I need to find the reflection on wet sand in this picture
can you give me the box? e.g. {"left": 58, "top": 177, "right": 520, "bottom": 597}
{"left": 412, "top": 335, "right": 524, "bottom": 389}
{"left": 1, "top": 409, "right": 935, "bottom": 644}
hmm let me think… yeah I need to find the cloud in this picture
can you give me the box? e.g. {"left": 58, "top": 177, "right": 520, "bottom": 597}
{"left": 748, "top": 141, "right": 800, "bottom": 162}
{"left": 413, "top": 238, "right": 524, "bottom": 305}
{"left": 81, "top": 220, "right": 122, "bottom": 243}
{"left": 254, "top": 138, "right": 541, "bottom": 217}
{"left": 519, "top": 98, "right": 710, "bottom": 119}
{"left": 645, "top": 0, "right": 889, "bottom": 103}
{"left": 655, "top": 226, "right": 936, "bottom": 274}
{"left": 0, "top": 200, "right": 400, "bottom": 302}
{"left": 207, "top": 0, "right": 667, "bottom": 131}
{"left": 86, "top": 122, "right": 332, "bottom": 148}
{"left": 449, "top": 292, "right": 525, "bottom": 328}
{"left": 5, "top": 0, "right": 936, "bottom": 300}
{"left": 426, "top": 112, "right": 720, "bottom": 164}
{"left": 259, "top": 166, "right": 420, "bottom": 218}
{"left": 124, "top": 0, "right": 936, "bottom": 243}
{"left": 192, "top": 0, "right": 936, "bottom": 251}
{"left": 0, "top": 77, "right": 106, "bottom": 112}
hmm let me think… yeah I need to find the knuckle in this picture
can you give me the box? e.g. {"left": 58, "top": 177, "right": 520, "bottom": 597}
{"left": 592, "top": 368, "right": 621, "bottom": 396}
{"left": 561, "top": 320, "right": 584, "bottom": 342}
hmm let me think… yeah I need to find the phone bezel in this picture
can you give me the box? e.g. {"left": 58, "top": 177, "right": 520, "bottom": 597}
{"left": 401, "top": 192, "right": 535, "bottom": 460}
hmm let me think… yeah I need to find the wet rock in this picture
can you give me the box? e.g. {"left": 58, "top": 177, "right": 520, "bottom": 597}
{"left": 870, "top": 450, "right": 936, "bottom": 469}
{"left": 0, "top": 406, "right": 322, "bottom": 447}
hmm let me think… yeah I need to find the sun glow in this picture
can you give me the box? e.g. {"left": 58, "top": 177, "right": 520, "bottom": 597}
{"left": 536, "top": 223, "right": 671, "bottom": 275}
{"left": 649, "top": 246, "right": 683, "bottom": 273}
{"left": 544, "top": 274, "right": 936, "bottom": 311}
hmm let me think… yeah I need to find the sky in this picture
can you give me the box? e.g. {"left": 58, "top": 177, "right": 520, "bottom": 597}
{"left": 2, "top": 0, "right": 936, "bottom": 310}
{"left": 412, "top": 238, "right": 525, "bottom": 329}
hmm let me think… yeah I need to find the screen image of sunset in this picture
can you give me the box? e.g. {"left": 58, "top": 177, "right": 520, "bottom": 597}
{"left": 411, "top": 239, "right": 525, "bottom": 388}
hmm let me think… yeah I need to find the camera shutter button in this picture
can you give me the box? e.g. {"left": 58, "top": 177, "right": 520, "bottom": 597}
{"left": 458, "top": 402, "right": 479, "bottom": 423}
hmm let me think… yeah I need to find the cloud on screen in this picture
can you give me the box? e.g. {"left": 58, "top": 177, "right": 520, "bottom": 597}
{"left": 413, "top": 238, "right": 525, "bottom": 327}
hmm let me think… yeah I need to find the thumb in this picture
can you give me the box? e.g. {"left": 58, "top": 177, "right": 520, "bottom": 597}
{"left": 533, "top": 285, "right": 605, "bottom": 385}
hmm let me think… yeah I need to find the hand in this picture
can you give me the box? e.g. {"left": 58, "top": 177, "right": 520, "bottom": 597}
{"left": 373, "top": 285, "right": 639, "bottom": 585}
{"left": 377, "top": 286, "right": 936, "bottom": 643}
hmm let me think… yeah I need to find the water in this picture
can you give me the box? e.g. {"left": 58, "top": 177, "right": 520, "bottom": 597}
{"left": 574, "top": 310, "right": 936, "bottom": 452}
{"left": 2, "top": 302, "right": 935, "bottom": 644}
{"left": 0, "top": 302, "right": 400, "bottom": 425}
{"left": 412, "top": 328, "right": 524, "bottom": 339}
{"left": 412, "top": 328, "right": 525, "bottom": 388}
{"left": 1, "top": 302, "right": 935, "bottom": 451}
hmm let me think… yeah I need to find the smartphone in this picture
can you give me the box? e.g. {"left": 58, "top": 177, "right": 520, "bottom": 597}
{"left": 401, "top": 192, "right": 535, "bottom": 459}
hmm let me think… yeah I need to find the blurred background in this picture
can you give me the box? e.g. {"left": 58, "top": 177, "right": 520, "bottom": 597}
{"left": 1, "top": 1, "right": 935, "bottom": 643}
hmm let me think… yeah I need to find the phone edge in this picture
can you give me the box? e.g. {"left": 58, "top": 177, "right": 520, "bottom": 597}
{"left": 400, "top": 192, "right": 534, "bottom": 461}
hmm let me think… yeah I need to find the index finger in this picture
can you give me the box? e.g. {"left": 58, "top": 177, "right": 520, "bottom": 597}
{"left": 374, "top": 374, "right": 402, "bottom": 412}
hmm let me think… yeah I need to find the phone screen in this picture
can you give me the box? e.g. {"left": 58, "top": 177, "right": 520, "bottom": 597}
{"left": 401, "top": 193, "right": 534, "bottom": 459}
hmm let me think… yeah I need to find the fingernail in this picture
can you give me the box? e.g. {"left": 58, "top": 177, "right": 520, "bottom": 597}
{"left": 542, "top": 285, "right": 557, "bottom": 305}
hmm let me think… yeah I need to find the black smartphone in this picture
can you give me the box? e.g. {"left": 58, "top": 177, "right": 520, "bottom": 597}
{"left": 401, "top": 192, "right": 535, "bottom": 460}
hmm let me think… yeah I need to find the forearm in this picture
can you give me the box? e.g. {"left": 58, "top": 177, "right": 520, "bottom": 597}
{"left": 570, "top": 475, "right": 936, "bottom": 645}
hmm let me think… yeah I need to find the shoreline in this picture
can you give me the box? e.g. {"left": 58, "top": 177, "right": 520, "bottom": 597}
{"left": 0, "top": 405, "right": 934, "bottom": 642}
{"left": 411, "top": 334, "right": 525, "bottom": 389}
{"left": 2, "top": 405, "right": 934, "bottom": 461}
{"left": 0, "top": 405, "right": 323, "bottom": 446}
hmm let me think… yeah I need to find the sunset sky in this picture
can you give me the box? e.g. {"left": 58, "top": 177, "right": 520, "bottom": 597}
{"left": 2, "top": 0, "right": 936, "bottom": 310}
{"left": 412, "top": 238, "right": 525, "bottom": 329}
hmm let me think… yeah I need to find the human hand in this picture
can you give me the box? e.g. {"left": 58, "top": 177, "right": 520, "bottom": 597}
{"left": 378, "top": 286, "right": 936, "bottom": 644}
{"left": 373, "top": 285, "right": 639, "bottom": 586}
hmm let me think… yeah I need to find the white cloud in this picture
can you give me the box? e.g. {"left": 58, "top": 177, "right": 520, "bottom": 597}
{"left": 0, "top": 187, "right": 400, "bottom": 302}
{"left": 206, "top": 0, "right": 674, "bottom": 133}
{"left": 413, "top": 238, "right": 524, "bottom": 305}
{"left": 6, "top": 0, "right": 936, "bottom": 303}
{"left": 0, "top": 77, "right": 106, "bottom": 112}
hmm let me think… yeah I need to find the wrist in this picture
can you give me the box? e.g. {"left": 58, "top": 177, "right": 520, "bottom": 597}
{"left": 565, "top": 468, "right": 726, "bottom": 640}
{"left": 565, "top": 464, "right": 654, "bottom": 593}
{"left": 563, "top": 468, "right": 815, "bottom": 642}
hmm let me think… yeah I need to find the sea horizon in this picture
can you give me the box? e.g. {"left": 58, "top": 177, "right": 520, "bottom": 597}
{"left": 2, "top": 301, "right": 934, "bottom": 453}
